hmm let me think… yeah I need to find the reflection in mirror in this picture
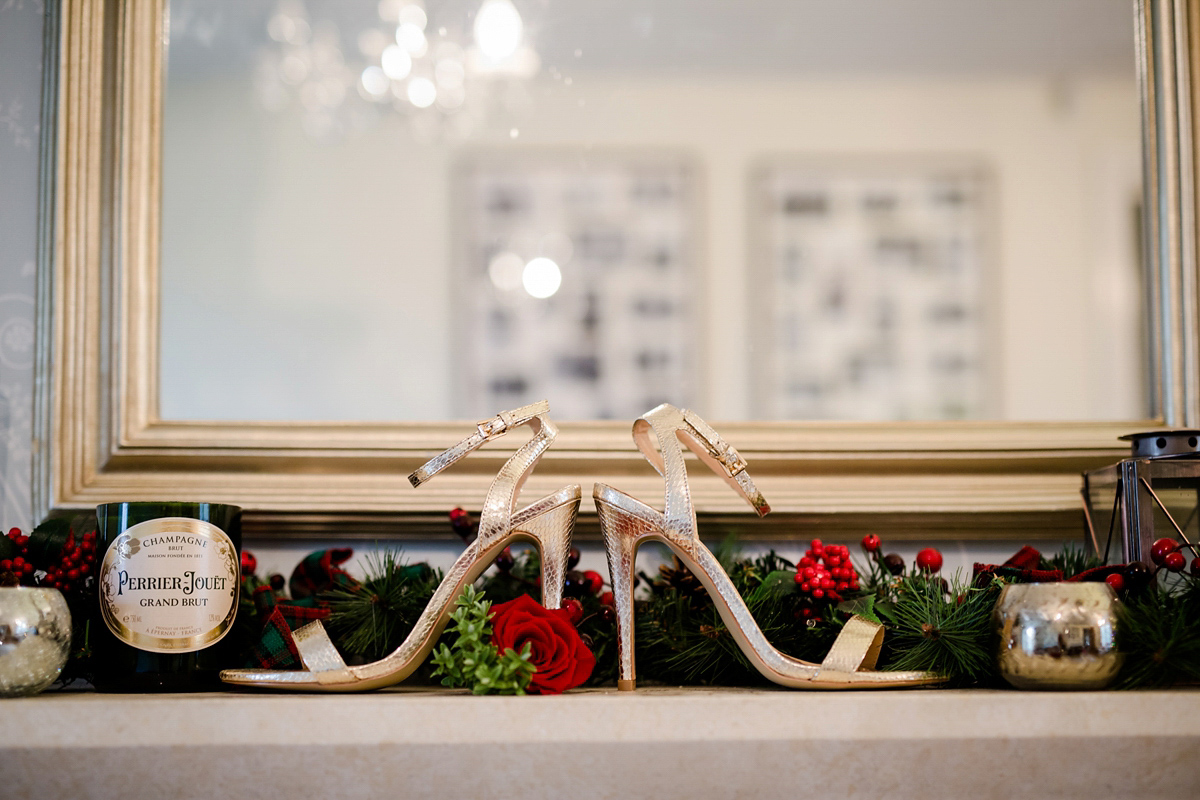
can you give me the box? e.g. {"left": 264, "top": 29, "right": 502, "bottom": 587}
{"left": 161, "top": 0, "right": 1145, "bottom": 423}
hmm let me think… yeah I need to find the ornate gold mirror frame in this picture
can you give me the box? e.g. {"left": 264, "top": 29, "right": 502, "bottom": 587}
{"left": 32, "top": 0, "right": 1199, "bottom": 540}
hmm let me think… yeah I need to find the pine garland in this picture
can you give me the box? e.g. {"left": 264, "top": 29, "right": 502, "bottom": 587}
{"left": 632, "top": 542, "right": 838, "bottom": 685}
{"left": 1115, "top": 575, "right": 1200, "bottom": 688}
{"left": 573, "top": 597, "right": 619, "bottom": 685}
{"left": 872, "top": 575, "right": 1000, "bottom": 685}
{"left": 262, "top": 534, "right": 1200, "bottom": 691}
{"left": 24, "top": 501, "right": 1199, "bottom": 691}
{"left": 322, "top": 550, "right": 442, "bottom": 661}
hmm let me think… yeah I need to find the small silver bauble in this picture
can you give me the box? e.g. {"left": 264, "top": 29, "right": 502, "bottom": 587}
{"left": 0, "top": 586, "right": 73, "bottom": 697}
{"left": 993, "top": 582, "right": 1123, "bottom": 690}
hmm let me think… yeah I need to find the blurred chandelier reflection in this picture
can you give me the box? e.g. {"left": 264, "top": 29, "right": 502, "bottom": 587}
{"left": 257, "top": 0, "right": 540, "bottom": 140}
{"left": 521, "top": 257, "right": 562, "bottom": 299}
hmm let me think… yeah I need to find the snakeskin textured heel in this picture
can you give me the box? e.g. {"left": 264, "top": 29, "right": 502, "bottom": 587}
{"left": 221, "top": 401, "right": 581, "bottom": 691}
{"left": 594, "top": 403, "right": 944, "bottom": 691}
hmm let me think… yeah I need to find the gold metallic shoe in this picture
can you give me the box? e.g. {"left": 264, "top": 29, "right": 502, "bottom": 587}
{"left": 594, "top": 403, "right": 943, "bottom": 691}
{"left": 221, "top": 401, "right": 581, "bottom": 691}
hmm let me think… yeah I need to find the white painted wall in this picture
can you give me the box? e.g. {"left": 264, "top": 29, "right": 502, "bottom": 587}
{"left": 161, "top": 73, "right": 1144, "bottom": 422}
{"left": 0, "top": 1, "right": 43, "bottom": 532}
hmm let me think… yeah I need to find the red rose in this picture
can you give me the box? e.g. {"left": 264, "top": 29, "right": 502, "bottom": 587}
{"left": 490, "top": 594, "right": 595, "bottom": 694}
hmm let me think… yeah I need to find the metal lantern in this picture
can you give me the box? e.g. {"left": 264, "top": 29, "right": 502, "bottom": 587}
{"left": 1082, "top": 430, "right": 1200, "bottom": 565}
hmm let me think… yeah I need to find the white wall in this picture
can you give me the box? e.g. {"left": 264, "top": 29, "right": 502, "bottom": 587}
{"left": 0, "top": 2, "right": 44, "bottom": 532}
{"left": 161, "top": 73, "right": 1144, "bottom": 422}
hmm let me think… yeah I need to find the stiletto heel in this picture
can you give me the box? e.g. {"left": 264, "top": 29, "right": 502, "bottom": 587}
{"left": 221, "top": 401, "right": 581, "bottom": 691}
{"left": 596, "top": 496, "right": 647, "bottom": 690}
{"left": 594, "top": 403, "right": 943, "bottom": 690}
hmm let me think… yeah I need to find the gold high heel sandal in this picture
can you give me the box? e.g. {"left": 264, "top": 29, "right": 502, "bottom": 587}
{"left": 594, "top": 403, "right": 944, "bottom": 691}
{"left": 221, "top": 401, "right": 581, "bottom": 691}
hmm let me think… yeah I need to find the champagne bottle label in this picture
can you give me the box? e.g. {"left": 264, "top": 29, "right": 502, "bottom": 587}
{"left": 98, "top": 517, "right": 239, "bottom": 654}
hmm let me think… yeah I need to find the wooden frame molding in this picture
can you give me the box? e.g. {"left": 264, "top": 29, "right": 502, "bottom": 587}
{"left": 34, "top": 0, "right": 1198, "bottom": 539}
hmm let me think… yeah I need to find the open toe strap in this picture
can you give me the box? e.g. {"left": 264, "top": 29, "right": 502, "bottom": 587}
{"left": 292, "top": 620, "right": 354, "bottom": 685}
{"left": 813, "top": 616, "right": 886, "bottom": 682}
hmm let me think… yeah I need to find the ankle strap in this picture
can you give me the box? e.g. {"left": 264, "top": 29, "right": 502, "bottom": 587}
{"left": 633, "top": 404, "right": 771, "bottom": 529}
{"left": 678, "top": 409, "right": 771, "bottom": 517}
{"left": 409, "top": 401, "right": 551, "bottom": 487}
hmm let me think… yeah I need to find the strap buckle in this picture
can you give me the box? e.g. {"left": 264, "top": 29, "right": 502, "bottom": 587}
{"left": 475, "top": 413, "right": 510, "bottom": 441}
{"left": 682, "top": 410, "right": 747, "bottom": 477}
{"left": 713, "top": 444, "right": 748, "bottom": 476}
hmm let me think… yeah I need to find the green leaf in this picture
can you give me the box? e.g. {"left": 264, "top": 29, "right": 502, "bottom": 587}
{"left": 430, "top": 585, "right": 538, "bottom": 695}
{"left": 836, "top": 594, "right": 881, "bottom": 626}
{"left": 26, "top": 518, "right": 73, "bottom": 569}
{"left": 747, "top": 569, "right": 799, "bottom": 604}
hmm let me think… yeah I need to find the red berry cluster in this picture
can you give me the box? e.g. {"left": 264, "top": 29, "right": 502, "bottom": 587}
{"left": 42, "top": 530, "right": 99, "bottom": 592}
{"left": 793, "top": 539, "right": 859, "bottom": 602}
{"left": 0, "top": 527, "right": 34, "bottom": 580}
{"left": 1150, "top": 536, "right": 1200, "bottom": 575}
{"left": 0, "top": 527, "right": 99, "bottom": 591}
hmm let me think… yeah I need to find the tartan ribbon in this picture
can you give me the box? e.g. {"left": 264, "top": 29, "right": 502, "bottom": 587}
{"left": 243, "top": 547, "right": 355, "bottom": 669}
{"left": 247, "top": 603, "right": 332, "bottom": 670}
{"left": 289, "top": 548, "right": 356, "bottom": 600}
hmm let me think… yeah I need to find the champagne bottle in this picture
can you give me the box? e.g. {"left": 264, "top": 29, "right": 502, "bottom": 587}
{"left": 93, "top": 502, "right": 242, "bottom": 692}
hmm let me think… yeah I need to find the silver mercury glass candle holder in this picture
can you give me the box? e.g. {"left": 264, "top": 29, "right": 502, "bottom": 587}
{"left": 0, "top": 586, "right": 73, "bottom": 697}
{"left": 993, "top": 582, "right": 1123, "bottom": 690}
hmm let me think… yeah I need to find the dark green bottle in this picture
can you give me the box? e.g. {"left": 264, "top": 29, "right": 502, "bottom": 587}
{"left": 93, "top": 502, "right": 242, "bottom": 692}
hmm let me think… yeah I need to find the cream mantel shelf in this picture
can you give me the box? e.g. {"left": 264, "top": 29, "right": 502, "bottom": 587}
{"left": 3, "top": 687, "right": 1198, "bottom": 799}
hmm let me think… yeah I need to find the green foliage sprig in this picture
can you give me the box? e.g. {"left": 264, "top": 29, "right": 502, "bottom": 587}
{"left": 322, "top": 550, "right": 442, "bottom": 661}
{"left": 1040, "top": 543, "right": 1103, "bottom": 579}
{"left": 430, "top": 585, "right": 536, "bottom": 695}
{"left": 1116, "top": 574, "right": 1200, "bottom": 688}
{"left": 874, "top": 574, "right": 1000, "bottom": 685}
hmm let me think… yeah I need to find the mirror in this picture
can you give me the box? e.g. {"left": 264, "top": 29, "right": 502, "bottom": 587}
{"left": 159, "top": 0, "right": 1147, "bottom": 424}
{"left": 41, "top": 0, "right": 1192, "bottom": 531}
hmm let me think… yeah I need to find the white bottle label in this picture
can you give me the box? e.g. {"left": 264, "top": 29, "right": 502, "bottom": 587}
{"left": 99, "top": 517, "right": 239, "bottom": 654}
